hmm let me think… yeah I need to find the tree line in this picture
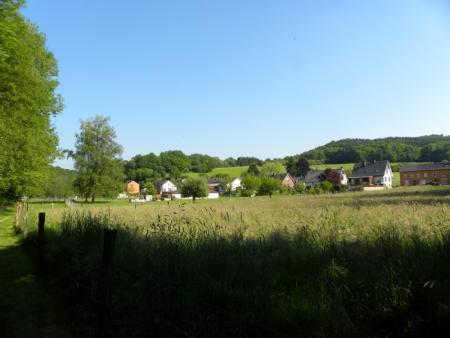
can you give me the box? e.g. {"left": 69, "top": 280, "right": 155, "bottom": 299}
{"left": 300, "top": 135, "right": 450, "bottom": 164}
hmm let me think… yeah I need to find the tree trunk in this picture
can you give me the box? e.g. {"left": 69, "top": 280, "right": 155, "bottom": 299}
{"left": 193, "top": 196, "right": 196, "bottom": 204}
{"left": 91, "top": 195, "right": 95, "bottom": 203}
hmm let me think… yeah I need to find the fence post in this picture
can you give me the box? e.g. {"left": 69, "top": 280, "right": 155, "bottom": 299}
{"left": 96, "top": 228, "right": 118, "bottom": 338}
{"left": 38, "top": 212, "right": 45, "bottom": 271}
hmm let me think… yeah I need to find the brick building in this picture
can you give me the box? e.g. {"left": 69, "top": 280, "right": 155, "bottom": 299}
{"left": 399, "top": 163, "right": 450, "bottom": 186}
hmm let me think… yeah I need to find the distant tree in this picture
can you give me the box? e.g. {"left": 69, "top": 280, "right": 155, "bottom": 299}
{"left": 241, "top": 175, "right": 261, "bottom": 197}
{"left": 258, "top": 177, "right": 281, "bottom": 198}
{"left": 159, "top": 150, "right": 191, "bottom": 178}
{"left": 294, "top": 181, "right": 306, "bottom": 194}
{"left": 0, "top": 0, "right": 63, "bottom": 206}
{"left": 181, "top": 177, "right": 208, "bottom": 203}
{"left": 319, "top": 169, "right": 341, "bottom": 191}
{"left": 44, "top": 167, "right": 76, "bottom": 199}
{"left": 260, "top": 162, "right": 284, "bottom": 176}
{"left": 236, "top": 157, "right": 263, "bottom": 166}
{"left": 141, "top": 180, "right": 157, "bottom": 199}
{"left": 73, "top": 116, "right": 124, "bottom": 203}
{"left": 247, "top": 163, "right": 260, "bottom": 175}
{"left": 297, "top": 157, "right": 310, "bottom": 178}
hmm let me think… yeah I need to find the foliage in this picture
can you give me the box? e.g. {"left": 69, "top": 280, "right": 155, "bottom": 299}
{"left": 286, "top": 156, "right": 310, "bottom": 178}
{"left": 301, "top": 135, "right": 450, "bottom": 163}
{"left": 73, "top": 116, "right": 124, "bottom": 202}
{"left": 260, "top": 161, "right": 285, "bottom": 176}
{"left": 236, "top": 156, "right": 263, "bottom": 166}
{"left": 258, "top": 176, "right": 281, "bottom": 197}
{"left": 319, "top": 180, "right": 334, "bottom": 193}
{"left": 294, "top": 181, "right": 306, "bottom": 194}
{"left": 181, "top": 177, "right": 208, "bottom": 202}
{"left": 189, "top": 153, "right": 221, "bottom": 173}
{"left": 247, "top": 163, "right": 260, "bottom": 175}
{"left": 241, "top": 175, "right": 261, "bottom": 196}
{"left": 141, "top": 180, "right": 157, "bottom": 197}
{"left": 319, "top": 169, "right": 342, "bottom": 191}
{"left": 0, "top": 0, "right": 62, "bottom": 205}
{"left": 43, "top": 166, "right": 76, "bottom": 199}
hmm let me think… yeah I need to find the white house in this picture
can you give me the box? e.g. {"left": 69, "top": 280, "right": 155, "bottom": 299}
{"left": 349, "top": 160, "right": 393, "bottom": 190}
{"left": 229, "top": 177, "right": 242, "bottom": 191}
{"left": 154, "top": 180, "right": 177, "bottom": 194}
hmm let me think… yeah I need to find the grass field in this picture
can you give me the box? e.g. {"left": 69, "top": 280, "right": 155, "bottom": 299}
{"left": 16, "top": 186, "right": 450, "bottom": 337}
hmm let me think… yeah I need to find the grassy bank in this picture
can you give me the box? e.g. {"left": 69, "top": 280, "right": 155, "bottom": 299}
{"left": 20, "top": 186, "right": 450, "bottom": 337}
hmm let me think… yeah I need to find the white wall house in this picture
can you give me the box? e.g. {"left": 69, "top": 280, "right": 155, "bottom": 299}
{"left": 156, "top": 180, "right": 177, "bottom": 194}
{"left": 349, "top": 160, "right": 393, "bottom": 189}
{"left": 229, "top": 177, "right": 242, "bottom": 191}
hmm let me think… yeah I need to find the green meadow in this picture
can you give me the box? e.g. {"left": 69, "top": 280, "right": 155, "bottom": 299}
{"left": 11, "top": 185, "right": 450, "bottom": 337}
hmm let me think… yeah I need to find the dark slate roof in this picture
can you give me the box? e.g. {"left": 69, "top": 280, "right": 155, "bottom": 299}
{"left": 400, "top": 162, "right": 450, "bottom": 172}
{"left": 304, "top": 170, "right": 324, "bottom": 182}
{"left": 207, "top": 178, "right": 221, "bottom": 185}
{"left": 351, "top": 160, "right": 390, "bottom": 177}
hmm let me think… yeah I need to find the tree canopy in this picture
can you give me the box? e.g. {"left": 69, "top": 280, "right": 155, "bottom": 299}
{"left": 181, "top": 177, "right": 208, "bottom": 203}
{"left": 0, "top": 0, "right": 62, "bottom": 205}
{"left": 73, "top": 116, "right": 123, "bottom": 202}
{"left": 300, "top": 135, "right": 450, "bottom": 164}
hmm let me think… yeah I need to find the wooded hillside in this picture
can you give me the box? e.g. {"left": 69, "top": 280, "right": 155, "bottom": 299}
{"left": 300, "top": 135, "right": 450, "bottom": 164}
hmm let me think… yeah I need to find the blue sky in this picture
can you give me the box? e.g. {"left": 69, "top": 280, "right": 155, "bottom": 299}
{"left": 23, "top": 0, "right": 450, "bottom": 168}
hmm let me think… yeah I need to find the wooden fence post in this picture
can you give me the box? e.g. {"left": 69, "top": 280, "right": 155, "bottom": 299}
{"left": 38, "top": 212, "right": 45, "bottom": 271}
{"left": 96, "top": 228, "right": 118, "bottom": 338}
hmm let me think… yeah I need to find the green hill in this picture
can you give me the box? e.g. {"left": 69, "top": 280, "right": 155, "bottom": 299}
{"left": 300, "top": 135, "right": 450, "bottom": 164}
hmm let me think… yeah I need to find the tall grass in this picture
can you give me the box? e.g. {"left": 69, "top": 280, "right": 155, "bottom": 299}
{"left": 27, "top": 187, "right": 450, "bottom": 337}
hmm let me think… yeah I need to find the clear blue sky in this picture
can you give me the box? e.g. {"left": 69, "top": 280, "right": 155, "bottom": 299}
{"left": 23, "top": 0, "right": 450, "bottom": 168}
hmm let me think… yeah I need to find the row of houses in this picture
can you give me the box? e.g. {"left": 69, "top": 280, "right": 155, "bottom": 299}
{"left": 124, "top": 177, "right": 243, "bottom": 200}
{"left": 123, "top": 161, "right": 449, "bottom": 199}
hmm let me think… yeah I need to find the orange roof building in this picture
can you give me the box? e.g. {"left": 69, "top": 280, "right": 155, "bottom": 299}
{"left": 127, "top": 180, "right": 140, "bottom": 195}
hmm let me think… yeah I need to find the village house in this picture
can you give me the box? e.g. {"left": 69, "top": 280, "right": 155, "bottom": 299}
{"left": 274, "top": 173, "right": 296, "bottom": 188}
{"left": 207, "top": 178, "right": 221, "bottom": 198}
{"left": 304, "top": 168, "right": 348, "bottom": 188}
{"left": 304, "top": 170, "right": 322, "bottom": 188}
{"left": 349, "top": 160, "right": 393, "bottom": 190}
{"left": 400, "top": 162, "right": 450, "bottom": 186}
{"left": 127, "top": 180, "right": 140, "bottom": 195}
{"left": 154, "top": 180, "right": 181, "bottom": 199}
{"left": 229, "top": 177, "right": 242, "bottom": 191}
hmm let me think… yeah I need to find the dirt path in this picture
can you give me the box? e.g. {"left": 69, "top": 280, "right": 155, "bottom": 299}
{"left": 0, "top": 210, "right": 72, "bottom": 338}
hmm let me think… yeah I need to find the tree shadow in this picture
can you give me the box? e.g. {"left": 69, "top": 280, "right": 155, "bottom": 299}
{"left": 32, "top": 220, "right": 450, "bottom": 338}
{"left": 0, "top": 224, "right": 75, "bottom": 338}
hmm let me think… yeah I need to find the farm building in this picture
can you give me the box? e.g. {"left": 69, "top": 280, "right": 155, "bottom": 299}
{"left": 349, "top": 160, "right": 393, "bottom": 190}
{"left": 400, "top": 162, "right": 450, "bottom": 186}
{"left": 127, "top": 181, "right": 140, "bottom": 195}
{"left": 274, "top": 173, "right": 296, "bottom": 188}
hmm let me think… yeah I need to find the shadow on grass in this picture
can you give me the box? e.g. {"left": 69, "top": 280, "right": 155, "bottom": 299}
{"left": 28, "top": 213, "right": 450, "bottom": 338}
{"left": 0, "top": 225, "right": 74, "bottom": 338}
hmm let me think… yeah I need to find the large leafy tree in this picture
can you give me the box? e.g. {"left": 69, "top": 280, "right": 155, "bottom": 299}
{"left": 0, "top": 0, "right": 62, "bottom": 205}
{"left": 258, "top": 176, "right": 281, "bottom": 198}
{"left": 73, "top": 116, "right": 124, "bottom": 202}
{"left": 181, "top": 177, "right": 208, "bottom": 203}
